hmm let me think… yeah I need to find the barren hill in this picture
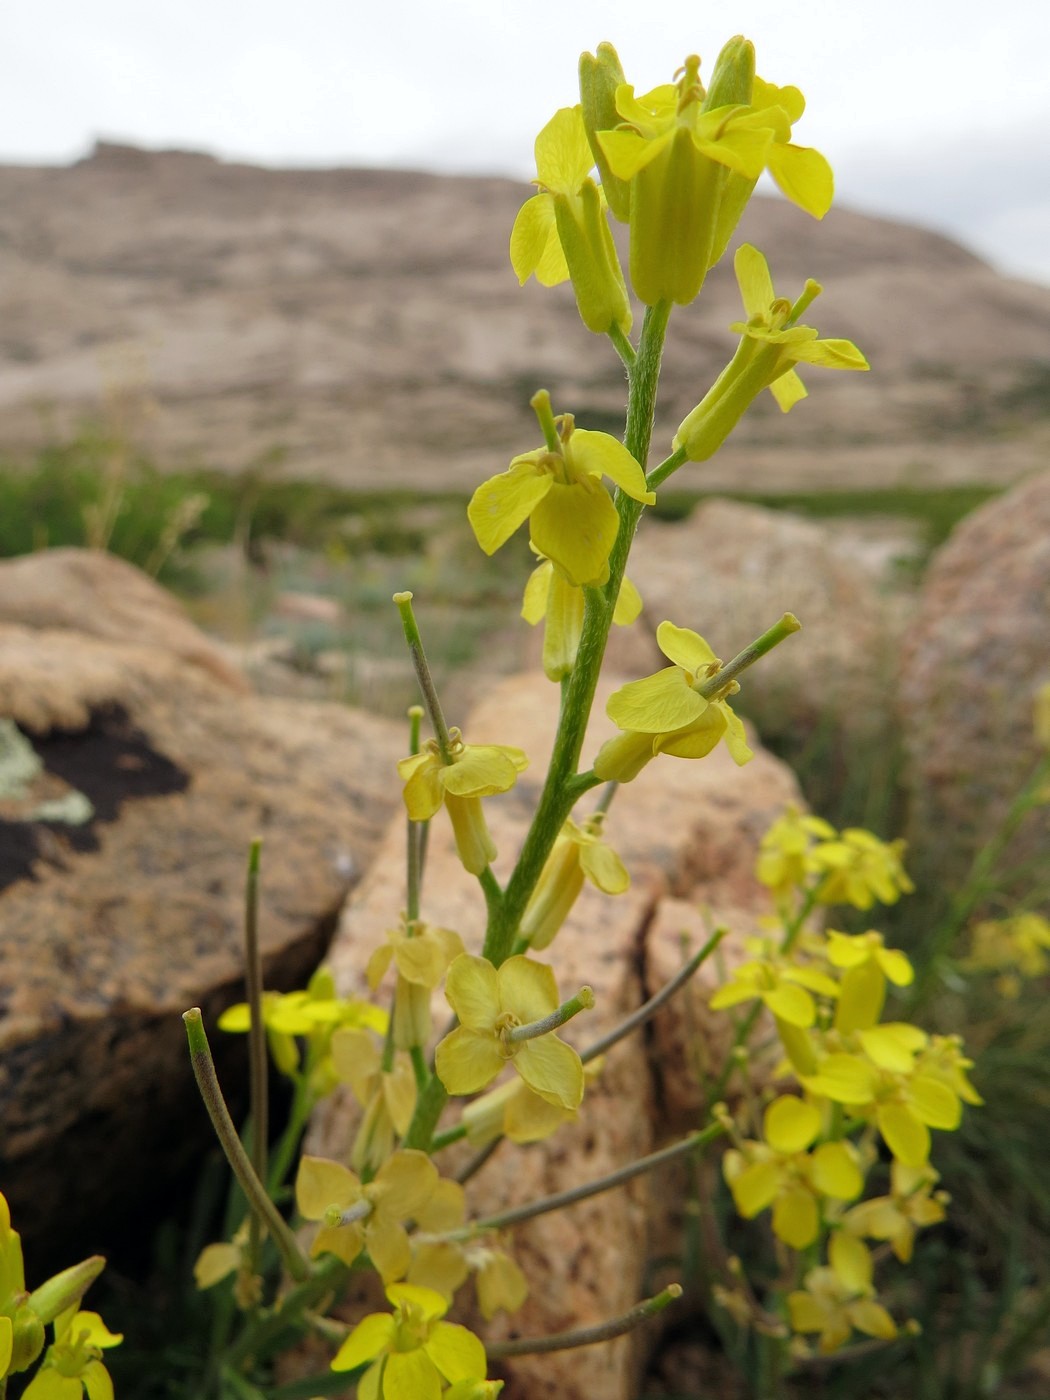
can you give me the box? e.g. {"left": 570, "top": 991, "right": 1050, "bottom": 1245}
{"left": 1, "top": 141, "right": 1047, "bottom": 493}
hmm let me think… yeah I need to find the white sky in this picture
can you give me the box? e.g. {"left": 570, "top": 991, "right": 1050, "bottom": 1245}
{"left": 4, "top": 0, "right": 1050, "bottom": 284}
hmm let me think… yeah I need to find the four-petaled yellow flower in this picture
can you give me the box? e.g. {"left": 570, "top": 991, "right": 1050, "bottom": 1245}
{"left": 510, "top": 105, "right": 631, "bottom": 334}
{"left": 810, "top": 827, "right": 914, "bottom": 910}
{"left": 826, "top": 929, "right": 915, "bottom": 1033}
{"left": 756, "top": 806, "right": 836, "bottom": 900}
{"left": 723, "top": 1096, "right": 864, "bottom": 1248}
{"left": 710, "top": 940, "right": 839, "bottom": 1027}
{"left": 522, "top": 547, "right": 642, "bottom": 682}
{"left": 295, "top": 1151, "right": 438, "bottom": 1283}
{"left": 468, "top": 409, "right": 655, "bottom": 589}
{"left": 845, "top": 1161, "right": 947, "bottom": 1264}
{"left": 23, "top": 1308, "right": 123, "bottom": 1400}
{"left": 675, "top": 244, "right": 868, "bottom": 462}
{"left": 398, "top": 728, "right": 528, "bottom": 875}
{"left": 435, "top": 955, "right": 585, "bottom": 1110}
{"left": 787, "top": 1234, "right": 897, "bottom": 1354}
{"left": 330, "top": 1026, "right": 418, "bottom": 1174}
{"left": 368, "top": 918, "right": 466, "bottom": 1049}
{"left": 596, "top": 622, "right": 754, "bottom": 782}
{"left": 331, "top": 1282, "right": 490, "bottom": 1397}
{"left": 406, "top": 1179, "right": 530, "bottom": 1321}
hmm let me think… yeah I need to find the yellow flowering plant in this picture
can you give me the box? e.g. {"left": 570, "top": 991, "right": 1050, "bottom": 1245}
{"left": 156, "top": 31, "right": 988, "bottom": 1400}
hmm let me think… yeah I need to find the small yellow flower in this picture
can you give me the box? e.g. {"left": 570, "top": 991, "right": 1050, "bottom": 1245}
{"left": 407, "top": 1181, "right": 529, "bottom": 1321}
{"left": 460, "top": 1062, "right": 603, "bottom": 1147}
{"left": 675, "top": 245, "right": 868, "bottom": 462}
{"left": 23, "top": 1308, "right": 123, "bottom": 1400}
{"left": 723, "top": 1096, "right": 863, "bottom": 1248}
{"left": 398, "top": 728, "right": 528, "bottom": 875}
{"left": 596, "top": 621, "right": 753, "bottom": 781}
{"left": 435, "top": 955, "right": 585, "bottom": 1110}
{"left": 510, "top": 105, "right": 631, "bottom": 334}
{"left": 468, "top": 408, "right": 654, "bottom": 589}
{"left": 331, "top": 1282, "right": 489, "bottom": 1395}
{"left": 520, "top": 813, "right": 629, "bottom": 950}
{"left": 296, "top": 1151, "right": 438, "bottom": 1284}
{"left": 845, "top": 1161, "right": 947, "bottom": 1264}
{"left": 522, "top": 548, "right": 642, "bottom": 682}
{"left": 330, "top": 1027, "right": 417, "bottom": 1175}
{"left": 826, "top": 930, "right": 914, "bottom": 1034}
{"left": 368, "top": 918, "right": 466, "bottom": 1049}
{"left": 788, "top": 1235, "right": 896, "bottom": 1353}
{"left": 756, "top": 806, "right": 836, "bottom": 900}
{"left": 810, "top": 828, "right": 914, "bottom": 911}
{"left": 710, "top": 940, "right": 838, "bottom": 1028}
{"left": 966, "top": 913, "right": 1050, "bottom": 993}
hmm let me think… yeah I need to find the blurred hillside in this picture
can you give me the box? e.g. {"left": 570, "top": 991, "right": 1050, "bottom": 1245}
{"left": 0, "top": 141, "right": 1048, "bottom": 491}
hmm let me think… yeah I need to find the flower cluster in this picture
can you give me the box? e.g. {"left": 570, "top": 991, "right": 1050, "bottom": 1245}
{"left": 710, "top": 812, "right": 980, "bottom": 1357}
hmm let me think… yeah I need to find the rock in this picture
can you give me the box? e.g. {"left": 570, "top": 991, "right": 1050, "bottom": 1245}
{"left": 629, "top": 499, "right": 904, "bottom": 750}
{"left": 0, "top": 609, "right": 406, "bottom": 1264}
{"left": 0, "top": 547, "right": 249, "bottom": 693}
{"left": 899, "top": 470, "right": 1050, "bottom": 898}
{"left": 309, "top": 669, "right": 802, "bottom": 1400}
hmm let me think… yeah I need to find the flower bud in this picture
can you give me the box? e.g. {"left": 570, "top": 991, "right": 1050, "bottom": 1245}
{"left": 7, "top": 1304, "right": 45, "bottom": 1373}
{"left": 27, "top": 1255, "right": 106, "bottom": 1325}
{"left": 578, "top": 43, "right": 631, "bottom": 222}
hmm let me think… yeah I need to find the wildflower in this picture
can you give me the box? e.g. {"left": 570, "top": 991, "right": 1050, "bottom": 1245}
{"left": 218, "top": 964, "right": 385, "bottom": 1085}
{"left": 331, "top": 1282, "right": 489, "bottom": 1395}
{"left": 723, "top": 1096, "right": 863, "bottom": 1248}
{"left": 435, "top": 955, "right": 588, "bottom": 1110}
{"left": 845, "top": 1161, "right": 947, "bottom": 1264}
{"left": 407, "top": 1181, "right": 529, "bottom": 1320}
{"left": 367, "top": 918, "right": 466, "bottom": 1049}
{"left": 22, "top": 1308, "right": 122, "bottom": 1400}
{"left": 597, "top": 41, "right": 831, "bottom": 305}
{"left": 810, "top": 828, "right": 914, "bottom": 911}
{"left": 520, "top": 813, "right": 629, "bottom": 950}
{"left": 826, "top": 930, "right": 914, "bottom": 1034}
{"left": 398, "top": 728, "right": 528, "bottom": 875}
{"left": 468, "top": 406, "right": 654, "bottom": 589}
{"left": 596, "top": 621, "right": 753, "bottom": 781}
{"left": 675, "top": 245, "right": 868, "bottom": 462}
{"left": 756, "top": 806, "right": 836, "bottom": 900}
{"left": 295, "top": 1151, "right": 438, "bottom": 1283}
{"left": 460, "top": 1061, "right": 603, "bottom": 1147}
{"left": 787, "top": 1234, "right": 896, "bottom": 1353}
{"left": 193, "top": 1222, "right": 261, "bottom": 1309}
{"left": 330, "top": 1027, "right": 418, "bottom": 1174}
{"left": 709, "top": 938, "right": 838, "bottom": 1027}
{"left": 966, "top": 913, "right": 1050, "bottom": 996}
{"left": 522, "top": 548, "right": 642, "bottom": 682}
{"left": 510, "top": 105, "right": 631, "bottom": 334}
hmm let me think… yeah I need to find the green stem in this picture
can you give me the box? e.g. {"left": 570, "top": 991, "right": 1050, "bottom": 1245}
{"left": 607, "top": 321, "right": 636, "bottom": 372}
{"left": 488, "top": 1284, "right": 681, "bottom": 1358}
{"left": 183, "top": 1008, "right": 309, "bottom": 1282}
{"left": 646, "top": 443, "right": 688, "bottom": 491}
{"left": 401, "top": 1071, "right": 449, "bottom": 1151}
{"left": 505, "top": 985, "right": 594, "bottom": 1043}
{"left": 483, "top": 301, "right": 672, "bottom": 967}
{"left": 242, "top": 839, "right": 267, "bottom": 1277}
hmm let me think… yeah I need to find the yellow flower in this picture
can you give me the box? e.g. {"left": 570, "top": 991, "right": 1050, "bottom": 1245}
{"left": 469, "top": 409, "right": 654, "bottom": 589}
{"left": 826, "top": 930, "right": 914, "bottom": 1034}
{"left": 520, "top": 813, "right": 629, "bottom": 950}
{"left": 435, "top": 955, "right": 585, "bottom": 1110}
{"left": 596, "top": 41, "right": 831, "bottom": 305}
{"left": 675, "top": 245, "right": 868, "bottom": 462}
{"left": 460, "top": 1062, "right": 603, "bottom": 1147}
{"left": 596, "top": 621, "right": 753, "bottom": 781}
{"left": 723, "top": 1096, "right": 864, "bottom": 1248}
{"left": 810, "top": 828, "right": 914, "bottom": 910}
{"left": 710, "top": 939, "right": 838, "bottom": 1027}
{"left": 367, "top": 918, "right": 466, "bottom": 1049}
{"left": 522, "top": 548, "right": 642, "bottom": 682}
{"left": 398, "top": 728, "right": 528, "bottom": 875}
{"left": 330, "top": 1027, "right": 417, "bottom": 1175}
{"left": 331, "top": 1282, "right": 489, "bottom": 1396}
{"left": 845, "top": 1161, "right": 947, "bottom": 1264}
{"left": 966, "top": 913, "right": 1050, "bottom": 993}
{"left": 407, "top": 1181, "right": 529, "bottom": 1321}
{"left": 296, "top": 1151, "right": 438, "bottom": 1284}
{"left": 218, "top": 965, "right": 386, "bottom": 1084}
{"left": 23, "top": 1308, "right": 123, "bottom": 1400}
{"left": 788, "top": 1235, "right": 896, "bottom": 1354}
{"left": 510, "top": 105, "right": 631, "bottom": 334}
{"left": 756, "top": 806, "right": 836, "bottom": 900}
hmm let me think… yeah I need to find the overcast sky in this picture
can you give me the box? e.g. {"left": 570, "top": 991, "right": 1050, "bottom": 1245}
{"left": 5, "top": 0, "right": 1050, "bottom": 284}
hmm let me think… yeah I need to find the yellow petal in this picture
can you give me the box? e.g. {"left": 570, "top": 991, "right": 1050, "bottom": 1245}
{"left": 366, "top": 1216, "right": 412, "bottom": 1284}
{"left": 443, "top": 744, "right": 528, "bottom": 797}
{"left": 734, "top": 243, "right": 775, "bottom": 320}
{"left": 607, "top": 667, "right": 706, "bottom": 733}
{"left": 768, "top": 368, "right": 808, "bottom": 412}
{"left": 530, "top": 477, "right": 618, "bottom": 587}
{"left": 730, "top": 1159, "right": 781, "bottom": 1217}
{"left": 571, "top": 429, "right": 655, "bottom": 504}
{"left": 476, "top": 1252, "right": 529, "bottom": 1319}
{"left": 498, "top": 955, "right": 559, "bottom": 1021}
{"left": 908, "top": 1074, "right": 961, "bottom": 1131}
{"left": 579, "top": 839, "right": 630, "bottom": 894}
{"left": 444, "top": 955, "right": 499, "bottom": 1028}
{"left": 517, "top": 1035, "right": 583, "bottom": 1110}
{"left": 830, "top": 1231, "right": 873, "bottom": 1293}
{"left": 767, "top": 142, "right": 834, "bottom": 219}
{"left": 374, "top": 1150, "right": 439, "bottom": 1219}
{"left": 424, "top": 1320, "right": 488, "bottom": 1385}
{"left": 534, "top": 105, "right": 593, "bottom": 193}
{"left": 295, "top": 1156, "right": 360, "bottom": 1220}
{"left": 849, "top": 1298, "right": 897, "bottom": 1341}
{"left": 773, "top": 1186, "right": 819, "bottom": 1249}
{"left": 331, "top": 1312, "right": 395, "bottom": 1372}
{"left": 510, "top": 194, "right": 568, "bottom": 287}
{"left": 468, "top": 459, "right": 552, "bottom": 556}
{"left": 521, "top": 560, "right": 552, "bottom": 625}
{"left": 384, "top": 1349, "right": 443, "bottom": 1400}
{"left": 877, "top": 1102, "right": 929, "bottom": 1167}
{"left": 810, "top": 1142, "right": 863, "bottom": 1200}
{"left": 612, "top": 574, "right": 643, "bottom": 625}
{"left": 764, "top": 1095, "right": 821, "bottom": 1154}
{"left": 435, "top": 1027, "right": 505, "bottom": 1096}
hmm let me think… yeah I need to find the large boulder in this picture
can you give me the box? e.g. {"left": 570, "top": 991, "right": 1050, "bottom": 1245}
{"left": 899, "top": 470, "right": 1050, "bottom": 898}
{"left": 0, "top": 555, "right": 407, "bottom": 1263}
{"left": 309, "top": 669, "right": 803, "bottom": 1400}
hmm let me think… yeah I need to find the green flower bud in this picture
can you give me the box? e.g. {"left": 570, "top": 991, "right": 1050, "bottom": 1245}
{"left": 579, "top": 43, "right": 631, "bottom": 222}
{"left": 27, "top": 1255, "right": 106, "bottom": 1325}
